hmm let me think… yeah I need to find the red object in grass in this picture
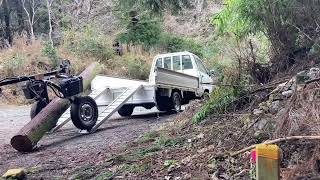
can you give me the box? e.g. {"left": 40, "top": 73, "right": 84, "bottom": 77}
{"left": 251, "top": 150, "right": 257, "bottom": 164}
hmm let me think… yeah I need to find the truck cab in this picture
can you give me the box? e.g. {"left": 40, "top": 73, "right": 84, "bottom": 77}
{"left": 149, "top": 51, "right": 214, "bottom": 97}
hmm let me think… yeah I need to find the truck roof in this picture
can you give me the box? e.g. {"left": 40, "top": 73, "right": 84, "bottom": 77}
{"left": 155, "top": 51, "right": 195, "bottom": 58}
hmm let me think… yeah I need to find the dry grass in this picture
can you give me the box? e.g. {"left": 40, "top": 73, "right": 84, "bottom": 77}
{"left": 106, "top": 49, "right": 155, "bottom": 80}
{"left": 0, "top": 37, "right": 157, "bottom": 104}
{"left": 0, "top": 37, "right": 95, "bottom": 104}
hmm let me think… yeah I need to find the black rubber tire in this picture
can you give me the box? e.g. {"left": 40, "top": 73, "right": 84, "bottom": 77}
{"left": 156, "top": 96, "right": 172, "bottom": 111}
{"left": 171, "top": 92, "right": 182, "bottom": 112}
{"left": 30, "top": 100, "right": 47, "bottom": 119}
{"left": 202, "top": 91, "right": 210, "bottom": 101}
{"left": 70, "top": 96, "right": 98, "bottom": 130}
{"left": 118, "top": 105, "right": 134, "bottom": 117}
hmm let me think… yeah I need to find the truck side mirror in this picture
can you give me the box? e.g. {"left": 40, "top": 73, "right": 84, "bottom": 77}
{"left": 209, "top": 69, "right": 215, "bottom": 77}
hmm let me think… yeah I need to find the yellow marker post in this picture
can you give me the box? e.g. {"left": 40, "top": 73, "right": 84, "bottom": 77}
{"left": 256, "top": 144, "right": 280, "bottom": 180}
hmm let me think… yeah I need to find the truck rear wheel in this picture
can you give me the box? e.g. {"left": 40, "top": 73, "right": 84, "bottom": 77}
{"left": 202, "top": 91, "right": 210, "bottom": 101}
{"left": 70, "top": 96, "right": 98, "bottom": 130}
{"left": 172, "top": 92, "right": 182, "bottom": 112}
{"left": 156, "top": 96, "right": 171, "bottom": 112}
{"left": 118, "top": 105, "right": 134, "bottom": 117}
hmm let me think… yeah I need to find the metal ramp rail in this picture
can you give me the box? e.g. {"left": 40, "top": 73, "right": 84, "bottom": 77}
{"left": 51, "top": 85, "right": 142, "bottom": 133}
{"left": 90, "top": 85, "right": 142, "bottom": 132}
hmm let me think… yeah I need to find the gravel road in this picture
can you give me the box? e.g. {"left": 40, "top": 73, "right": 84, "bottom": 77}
{"left": 0, "top": 105, "right": 176, "bottom": 179}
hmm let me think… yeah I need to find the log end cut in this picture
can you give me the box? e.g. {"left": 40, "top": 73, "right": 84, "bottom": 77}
{"left": 11, "top": 135, "right": 34, "bottom": 152}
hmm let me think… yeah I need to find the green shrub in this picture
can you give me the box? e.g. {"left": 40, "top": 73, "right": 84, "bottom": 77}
{"left": 41, "top": 42, "right": 59, "bottom": 67}
{"left": 64, "top": 27, "right": 114, "bottom": 62}
{"left": 127, "top": 57, "right": 149, "bottom": 80}
{"left": 193, "top": 87, "right": 240, "bottom": 124}
{"left": 118, "top": 17, "right": 161, "bottom": 49}
{"left": 95, "top": 172, "right": 113, "bottom": 180}
{"left": 158, "top": 34, "right": 204, "bottom": 58}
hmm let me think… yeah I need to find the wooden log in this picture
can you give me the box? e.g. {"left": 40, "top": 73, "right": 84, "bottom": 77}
{"left": 10, "top": 62, "right": 102, "bottom": 152}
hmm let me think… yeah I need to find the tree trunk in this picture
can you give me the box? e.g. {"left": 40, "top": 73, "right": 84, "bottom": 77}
{"left": 15, "top": 0, "right": 24, "bottom": 35}
{"left": 3, "top": 0, "right": 12, "bottom": 45}
{"left": 10, "top": 62, "right": 102, "bottom": 152}
{"left": 46, "top": 0, "right": 53, "bottom": 46}
{"left": 21, "top": 0, "right": 35, "bottom": 42}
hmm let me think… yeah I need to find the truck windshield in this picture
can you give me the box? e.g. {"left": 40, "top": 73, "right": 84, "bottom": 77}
{"left": 182, "top": 55, "right": 193, "bottom": 70}
{"left": 194, "top": 56, "right": 208, "bottom": 74}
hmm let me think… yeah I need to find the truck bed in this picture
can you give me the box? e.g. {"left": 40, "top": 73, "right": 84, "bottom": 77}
{"left": 154, "top": 67, "right": 199, "bottom": 92}
{"left": 91, "top": 68, "right": 200, "bottom": 106}
{"left": 91, "top": 76, "right": 154, "bottom": 106}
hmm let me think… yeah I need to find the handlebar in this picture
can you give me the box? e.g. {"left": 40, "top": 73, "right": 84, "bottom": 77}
{"left": 0, "top": 60, "right": 70, "bottom": 87}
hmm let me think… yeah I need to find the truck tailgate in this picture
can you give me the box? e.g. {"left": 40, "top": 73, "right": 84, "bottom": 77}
{"left": 155, "top": 67, "right": 199, "bottom": 91}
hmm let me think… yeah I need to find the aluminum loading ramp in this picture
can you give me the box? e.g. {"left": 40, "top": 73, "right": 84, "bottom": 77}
{"left": 51, "top": 85, "right": 143, "bottom": 133}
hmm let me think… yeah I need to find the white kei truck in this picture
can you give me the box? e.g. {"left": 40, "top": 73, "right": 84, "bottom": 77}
{"left": 53, "top": 51, "right": 215, "bottom": 132}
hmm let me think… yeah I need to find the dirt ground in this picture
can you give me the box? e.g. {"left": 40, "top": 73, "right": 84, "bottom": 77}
{"left": 0, "top": 105, "right": 176, "bottom": 179}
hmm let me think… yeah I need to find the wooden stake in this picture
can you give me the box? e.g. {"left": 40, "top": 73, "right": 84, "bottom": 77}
{"left": 256, "top": 144, "right": 280, "bottom": 180}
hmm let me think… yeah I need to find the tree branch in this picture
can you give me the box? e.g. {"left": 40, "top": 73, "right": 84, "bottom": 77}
{"left": 230, "top": 136, "right": 320, "bottom": 157}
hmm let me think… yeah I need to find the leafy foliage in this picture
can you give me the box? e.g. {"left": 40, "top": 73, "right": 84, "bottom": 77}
{"left": 41, "top": 42, "right": 59, "bottom": 67}
{"left": 193, "top": 86, "right": 245, "bottom": 124}
{"left": 127, "top": 57, "right": 150, "bottom": 80}
{"left": 63, "top": 27, "right": 114, "bottom": 62}
{"left": 116, "top": 0, "right": 191, "bottom": 16}
{"left": 158, "top": 33, "right": 204, "bottom": 58}
{"left": 193, "top": 87, "right": 234, "bottom": 124}
{"left": 118, "top": 17, "right": 162, "bottom": 48}
{"left": 213, "top": 0, "right": 320, "bottom": 67}
{"left": 116, "top": 0, "right": 194, "bottom": 51}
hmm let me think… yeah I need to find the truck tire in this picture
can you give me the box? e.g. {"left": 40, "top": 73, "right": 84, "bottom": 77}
{"left": 70, "top": 96, "right": 98, "bottom": 130}
{"left": 156, "top": 96, "right": 172, "bottom": 112}
{"left": 30, "top": 100, "right": 48, "bottom": 119}
{"left": 202, "top": 91, "right": 210, "bottom": 101}
{"left": 171, "top": 92, "right": 182, "bottom": 112}
{"left": 118, "top": 105, "right": 134, "bottom": 117}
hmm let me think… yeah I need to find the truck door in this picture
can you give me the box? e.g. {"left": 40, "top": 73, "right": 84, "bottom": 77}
{"left": 182, "top": 55, "right": 197, "bottom": 76}
{"left": 194, "top": 56, "right": 212, "bottom": 85}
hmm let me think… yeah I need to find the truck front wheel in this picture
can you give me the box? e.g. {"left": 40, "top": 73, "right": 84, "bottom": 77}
{"left": 118, "top": 105, "right": 134, "bottom": 117}
{"left": 172, "top": 92, "right": 182, "bottom": 112}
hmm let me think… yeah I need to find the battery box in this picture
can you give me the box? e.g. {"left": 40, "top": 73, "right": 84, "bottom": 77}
{"left": 59, "top": 76, "right": 83, "bottom": 98}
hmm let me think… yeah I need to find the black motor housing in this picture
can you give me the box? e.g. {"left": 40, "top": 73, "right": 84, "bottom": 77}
{"left": 59, "top": 76, "right": 83, "bottom": 98}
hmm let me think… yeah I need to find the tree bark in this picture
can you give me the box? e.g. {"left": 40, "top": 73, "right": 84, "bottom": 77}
{"left": 21, "top": 0, "right": 35, "bottom": 42}
{"left": 15, "top": 0, "right": 24, "bottom": 35}
{"left": 10, "top": 62, "right": 102, "bottom": 152}
{"left": 46, "top": 0, "right": 53, "bottom": 46}
{"left": 3, "top": 0, "right": 12, "bottom": 45}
